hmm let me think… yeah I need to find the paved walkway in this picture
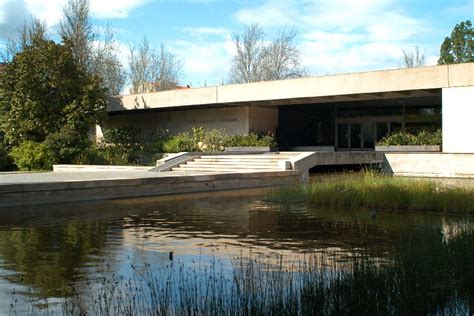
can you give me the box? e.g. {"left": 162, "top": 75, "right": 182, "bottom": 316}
{"left": 0, "top": 170, "right": 211, "bottom": 184}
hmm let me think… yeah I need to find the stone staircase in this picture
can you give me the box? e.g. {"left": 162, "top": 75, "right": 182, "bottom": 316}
{"left": 170, "top": 153, "right": 300, "bottom": 173}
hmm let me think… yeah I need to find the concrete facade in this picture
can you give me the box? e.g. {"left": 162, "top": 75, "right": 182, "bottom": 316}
{"left": 103, "top": 105, "right": 279, "bottom": 137}
{"left": 442, "top": 86, "right": 474, "bottom": 153}
{"left": 106, "top": 63, "right": 474, "bottom": 157}
{"left": 109, "top": 63, "right": 474, "bottom": 112}
{"left": 383, "top": 153, "right": 474, "bottom": 178}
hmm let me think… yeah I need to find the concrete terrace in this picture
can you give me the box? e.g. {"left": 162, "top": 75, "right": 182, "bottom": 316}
{"left": 0, "top": 151, "right": 383, "bottom": 208}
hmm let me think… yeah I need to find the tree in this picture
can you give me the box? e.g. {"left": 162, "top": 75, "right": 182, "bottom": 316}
{"left": 438, "top": 20, "right": 474, "bottom": 64}
{"left": 1, "top": 17, "right": 47, "bottom": 62}
{"left": 0, "top": 37, "right": 106, "bottom": 162}
{"left": 402, "top": 46, "right": 426, "bottom": 68}
{"left": 128, "top": 36, "right": 182, "bottom": 94}
{"left": 229, "top": 24, "right": 305, "bottom": 83}
{"left": 59, "top": 0, "right": 126, "bottom": 95}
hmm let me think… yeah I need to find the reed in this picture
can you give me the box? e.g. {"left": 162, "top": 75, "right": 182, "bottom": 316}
{"left": 268, "top": 171, "right": 474, "bottom": 213}
{"left": 13, "top": 228, "right": 474, "bottom": 315}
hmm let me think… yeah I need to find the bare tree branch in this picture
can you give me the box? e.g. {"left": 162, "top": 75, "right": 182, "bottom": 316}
{"left": 1, "top": 17, "right": 47, "bottom": 62}
{"left": 59, "top": 0, "right": 94, "bottom": 71}
{"left": 402, "top": 45, "right": 426, "bottom": 68}
{"left": 59, "top": 0, "right": 126, "bottom": 95}
{"left": 229, "top": 24, "right": 305, "bottom": 83}
{"left": 128, "top": 37, "right": 182, "bottom": 94}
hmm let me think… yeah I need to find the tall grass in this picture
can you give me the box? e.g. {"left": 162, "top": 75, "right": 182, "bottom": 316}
{"left": 13, "top": 228, "right": 474, "bottom": 315}
{"left": 268, "top": 171, "right": 474, "bottom": 213}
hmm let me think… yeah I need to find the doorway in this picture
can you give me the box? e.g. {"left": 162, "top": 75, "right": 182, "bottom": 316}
{"left": 337, "top": 119, "right": 403, "bottom": 150}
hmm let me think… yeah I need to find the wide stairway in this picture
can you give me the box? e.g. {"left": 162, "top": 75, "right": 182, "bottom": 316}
{"left": 170, "top": 153, "right": 300, "bottom": 173}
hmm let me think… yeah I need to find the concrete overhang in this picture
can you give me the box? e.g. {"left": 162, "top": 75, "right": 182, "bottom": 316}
{"left": 109, "top": 63, "right": 474, "bottom": 113}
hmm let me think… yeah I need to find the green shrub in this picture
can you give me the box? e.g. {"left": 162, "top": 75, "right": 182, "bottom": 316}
{"left": 162, "top": 133, "right": 195, "bottom": 153}
{"left": 0, "top": 143, "right": 14, "bottom": 171}
{"left": 73, "top": 145, "right": 109, "bottom": 165}
{"left": 377, "top": 129, "right": 441, "bottom": 146}
{"left": 10, "top": 141, "right": 56, "bottom": 171}
{"left": 103, "top": 126, "right": 143, "bottom": 151}
{"left": 200, "top": 129, "right": 226, "bottom": 152}
{"left": 44, "top": 128, "right": 91, "bottom": 163}
{"left": 226, "top": 132, "right": 277, "bottom": 147}
{"left": 101, "top": 127, "right": 146, "bottom": 164}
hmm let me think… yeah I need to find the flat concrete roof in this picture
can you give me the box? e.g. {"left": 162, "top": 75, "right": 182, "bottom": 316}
{"left": 109, "top": 63, "right": 474, "bottom": 112}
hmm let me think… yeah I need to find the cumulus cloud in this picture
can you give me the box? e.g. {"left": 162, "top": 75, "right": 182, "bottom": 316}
{"left": 0, "top": 0, "right": 28, "bottom": 40}
{"left": 235, "top": 0, "right": 434, "bottom": 75}
{"left": 168, "top": 36, "right": 234, "bottom": 86}
{"left": 0, "top": 0, "right": 148, "bottom": 40}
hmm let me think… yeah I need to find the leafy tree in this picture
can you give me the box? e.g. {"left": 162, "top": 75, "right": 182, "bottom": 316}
{"left": 229, "top": 24, "right": 306, "bottom": 83}
{"left": 438, "top": 20, "right": 474, "bottom": 64}
{"left": 0, "top": 37, "right": 106, "bottom": 164}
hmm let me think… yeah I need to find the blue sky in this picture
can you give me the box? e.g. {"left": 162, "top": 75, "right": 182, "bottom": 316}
{"left": 0, "top": 0, "right": 473, "bottom": 90}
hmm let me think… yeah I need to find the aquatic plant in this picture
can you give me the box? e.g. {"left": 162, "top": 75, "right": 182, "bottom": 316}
{"left": 268, "top": 171, "right": 474, "bottom": 213}
{"left": 12, "top": 228, "right": 474, "bottom": 315}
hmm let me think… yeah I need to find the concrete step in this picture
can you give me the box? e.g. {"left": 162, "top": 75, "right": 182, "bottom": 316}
{"left": 171, "top": 166, "right": 273, "bottom": 173}
{"left": 199, "top": 155, "right": 295, "bottom": 160}
{"left": 179, "top": 163, "right": 278, "bottom": 169}
{"left": 189, "top": 160, "right": 280, "bottom": 166}
{"left": 195, "top": 158, "right": 285, "bottom": 163}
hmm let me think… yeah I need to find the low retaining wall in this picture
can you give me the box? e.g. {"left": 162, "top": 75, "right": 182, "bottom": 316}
{"left": 375, "top": 145, "right": 441, "bottom": 152}
{"left": 53, "top": 165, "right": 152, "bottom": 172}
{"left": 0, "top": 171, "right": 300, "bottom": 208}
{"left": 383, "top": 153, "right": 474, "bottom": 178}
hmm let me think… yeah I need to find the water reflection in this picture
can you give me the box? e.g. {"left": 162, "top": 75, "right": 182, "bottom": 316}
{"left": 0, "top": 189, "right": 472, "bottom": 314}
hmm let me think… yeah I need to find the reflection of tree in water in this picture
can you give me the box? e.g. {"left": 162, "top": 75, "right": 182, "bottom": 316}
{"left": 0, "top": 222, "right": 108, "bottom": 297}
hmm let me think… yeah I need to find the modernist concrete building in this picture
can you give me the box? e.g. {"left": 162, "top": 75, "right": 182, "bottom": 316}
{"left": 106, "top": 63, "right": 474, "bottom": 154}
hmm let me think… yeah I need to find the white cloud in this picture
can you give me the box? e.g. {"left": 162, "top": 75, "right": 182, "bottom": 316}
{"left": 181, "top": 26, "right": 230, "bottom": 37}
{"left": 0, "top": 0, "right": 148, "bottom": 31}
{"left": 168, "top": 36, "right": 234, "bottom": 86}
{"left": 235, "top": 0, "right": 435, "bottom": 75}
{"left": 235, "top": 1, "right": 299, "bottom": 28}
{"left": 0, "top": 0, "right": 28, "bottom": 40}
{"left": 89, "top": 0, "right": 148, "bottom": 19}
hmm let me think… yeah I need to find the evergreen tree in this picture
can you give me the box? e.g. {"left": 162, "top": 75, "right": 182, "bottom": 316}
{"left": 438, "top": 20, "right": 474, "bottom": 64}
{"left": 0, "top": 37, "right": 106, "bottom": 164}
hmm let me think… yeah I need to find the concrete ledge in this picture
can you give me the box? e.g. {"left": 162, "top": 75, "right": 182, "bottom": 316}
{"left": 292, "top": 151, "right": 384, "bottom": 171}
{"left": 375, "top": 145, "right": 441, "bottom": 152}
{"left": 290, "top": 146, "right": 335, "bottom": 152}
{"left": 224, "top": 146, "right": 276, "bottom": 152}
{"left": 383, "top": 153, "right": 474, "bottom": 178}
{"left": 53, "top": 165, "right": 152, "bottom": 172}
{"left": 0, "top": 171, "right": 300, "bottom": 208}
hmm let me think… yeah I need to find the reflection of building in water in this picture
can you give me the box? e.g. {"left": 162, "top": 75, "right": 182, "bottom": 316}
{"left": 441, "top": 218, "right": 474, "bottom": 243}
{"left": 117, "top": 199, "right": 404, "bottom": 270}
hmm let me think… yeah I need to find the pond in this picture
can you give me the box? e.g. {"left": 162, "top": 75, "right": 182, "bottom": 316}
{"left": 0, "top": 188, "right": 473, "bottom": 314}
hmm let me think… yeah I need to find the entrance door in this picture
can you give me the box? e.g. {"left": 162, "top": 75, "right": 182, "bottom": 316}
{"left": 361, "top": 122, "right": 374, "bottom": 148}
{"left": 350, "top": 123, "right": 362, "bottom": 149}
{"left": 337, "top": 123, "right": 363, "bottom": 150}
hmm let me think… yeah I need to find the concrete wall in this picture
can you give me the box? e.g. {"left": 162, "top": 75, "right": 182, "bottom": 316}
{"left": 248, "top": 107, "right": 278, "bottom": 134}
{"left": 442, "top": 86, "right": 474, "bottom": 153}
{"left": 384, "top": 153, "right": 474, "bottom": 178}
{"left": 109, "top": 63, "right": 474, "bottom": 112}
{"left": 104, "top": 106, "right": 250, "bottom": 136}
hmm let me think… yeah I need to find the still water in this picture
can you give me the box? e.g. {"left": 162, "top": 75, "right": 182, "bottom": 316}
{"left": 0, "top": 189, "right": 472, "bottom": 314}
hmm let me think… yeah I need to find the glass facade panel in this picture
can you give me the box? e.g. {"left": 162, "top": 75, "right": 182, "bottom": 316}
{"left": 376, "top": 122, "right": 389, "bottom": 142}
{"left": 350, "top": 123, "right": 361, "bottom": 149}
{"left": 338, "top": 124, "right": 349, "bottom": 148}
{"left": 362, "top": 122, "right": 374, "bottom": 148}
